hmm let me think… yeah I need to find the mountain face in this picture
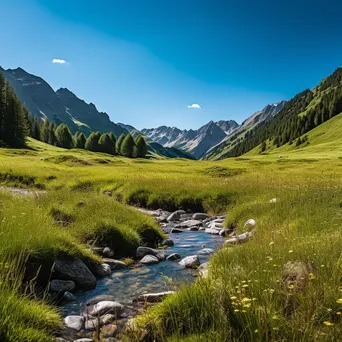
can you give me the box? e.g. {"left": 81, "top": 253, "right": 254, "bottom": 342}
{"left": 0, "top": 67, "right": 127, "bottom": 138}
{"left": 141, "top": 104, "right": 286, "bottom": 160}
{"left": 141, "top": 120, "right": 238, "bottom": 159}
{"left": 203, "top": 101, "right": 286, "bottom": 160}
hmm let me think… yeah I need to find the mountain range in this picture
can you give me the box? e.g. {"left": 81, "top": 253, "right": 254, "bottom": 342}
{"left": 0, "top": 66, "right": 287, "bottom": 160}
{"left": 141, "top": 102, "right": 285, "bottom": 159}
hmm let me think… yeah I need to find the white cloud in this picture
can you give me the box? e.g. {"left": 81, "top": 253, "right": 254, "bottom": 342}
{"left": 52, "top": 58, "right": 67, "bottom": 64}
{"left": 187, "top": 103, "right": 201, "bottom": 109}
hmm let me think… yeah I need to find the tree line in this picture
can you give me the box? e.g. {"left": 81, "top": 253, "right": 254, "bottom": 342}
{"left": 0, "top": 72, "right": 147, "bottom": 158}
{"left": 226, "top": 67, "right": 342, "bottom": 157}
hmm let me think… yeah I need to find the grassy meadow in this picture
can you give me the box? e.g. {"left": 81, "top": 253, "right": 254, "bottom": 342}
{"left": 0, "top": 135, "right": 341, "bottom": 341}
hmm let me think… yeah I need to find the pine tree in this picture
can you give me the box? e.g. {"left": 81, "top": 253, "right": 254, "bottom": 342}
{"left": 75, "top": 132, "right": 86, "bottom": 149}
{"left": 0, "top": 73, "right": 6, "bottom": 142}
{"left": 135, "top": 135, "right": 147, "bottom": 158}
{"left": 48, "top": 122, "right": 57, "bottom": 145}
{"left": 40, "top": 119, "right": 50, "bottom": 143}
{"left": 116, "top": 134, "right": 125, "bottom": 155}
{"left": 31, "top": 117, "right": 41, "bottom": 140}
{"left": 55, "top": 123, "right": 73, "bottom": 149}
{"left": 98, "top": 133, "right": 115, "bottom": 154}
{"left": 108, "top": 132, "right": 116, "bottom": 154}
{"left": 85, "top": 132, "right": 100, "bottom": 152}
{"left": 120, "top": 133, "right": 135, "bottom": 157}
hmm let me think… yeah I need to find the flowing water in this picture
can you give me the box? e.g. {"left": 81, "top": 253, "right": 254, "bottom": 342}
{"left": 63, "top": 230, "right": 223, "bottom": 316}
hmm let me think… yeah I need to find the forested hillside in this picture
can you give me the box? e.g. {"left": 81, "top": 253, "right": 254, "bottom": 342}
{"left": 209, "top": 68, "right": 342, "bottom": 159}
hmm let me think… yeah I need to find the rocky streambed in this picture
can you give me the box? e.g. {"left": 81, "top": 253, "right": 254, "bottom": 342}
{"left": 57, "top": 209, "right": 228, "bottom": 341}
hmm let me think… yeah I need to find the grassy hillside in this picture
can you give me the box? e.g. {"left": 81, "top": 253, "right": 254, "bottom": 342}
{"left": 247, "top": 112, "right": 342, "bottom": 158}
{"left": 0, "top": 137, "right": 341, "bottom": 340}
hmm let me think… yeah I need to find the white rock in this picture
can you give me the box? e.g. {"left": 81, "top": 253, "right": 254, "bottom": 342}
{"left": 102, "top": 258, "right": 127, "bottom": 270}
{"left": 270, "top": 198, "right": 277, "bottom": 203}
{"left": 64, "top": 315, "right": 84, "bottom": 331}
{"left": 192, "top": 213, "right": 210, "bottom": 220}
{"left": 139, "top": 255, "right": 159, "bottom": 265}
{"left": 138, "top": 291, "right": 175, "bottom": 303}
{"left": 88, "top": 301, "right": 124, "bottom": 317}
{"left": 198, "top": 248, "right": 215, "bottom": 255}
{"left": 244, "top": 219, "right": 256, "bottom": 228}
{"left": 225, "top": 231, "right": 253, "bottom": 244}
{"left": 103, "top": 247, "right": 114, "bottom": 257}
{"left": 179, "top": 255, "right": 200, "bottom": 268}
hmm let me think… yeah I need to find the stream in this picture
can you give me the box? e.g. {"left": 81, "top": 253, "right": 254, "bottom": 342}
{"left": 63, "top": 229, "right": 224, "bottom": 317}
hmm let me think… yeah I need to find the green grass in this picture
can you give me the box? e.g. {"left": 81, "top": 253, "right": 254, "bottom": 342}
{"left": 0, "top": 136, "right": 341, "bottom": 341}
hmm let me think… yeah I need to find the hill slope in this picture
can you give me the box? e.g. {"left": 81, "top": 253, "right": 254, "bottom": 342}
{"left": 207, "top": 67, "right": 342, "bottom": 160}
{"left": 0, "top": 66, "right": 127, "bottom": 137}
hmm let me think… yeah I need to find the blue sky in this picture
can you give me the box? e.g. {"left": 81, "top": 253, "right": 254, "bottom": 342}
{"left": 1, "top": 0, "right": 342, "bottom": 129}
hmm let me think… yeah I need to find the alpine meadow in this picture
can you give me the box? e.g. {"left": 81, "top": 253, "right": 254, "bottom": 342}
{"left": 1, "top": 1, "right": 342, "bottom": 341}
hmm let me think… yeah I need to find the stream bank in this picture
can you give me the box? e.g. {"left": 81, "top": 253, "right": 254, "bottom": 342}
{"left": 58, "top": 209, "right": 227, "bottom": 341}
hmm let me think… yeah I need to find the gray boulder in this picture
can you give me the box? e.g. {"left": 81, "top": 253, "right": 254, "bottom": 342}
{"left": 54, "top": 259, "right": 97, "bottom": 290}
{"left": 87, "top": 301, "right": 124, "bottom": 317}
{"left": 205, "top": 228, "right": 220, "bottom": 235}
{"left": 102, "top": 258, "right": 127, "bottom": 270}
{"left": 136, "top": 246, "right": 164, "bottom": 260}
{"left": 49, "top": 279, "right": 75, "bottom": 293}
{"left": 167, "top": 210, "right": 186, "bottom": 222}
{"left": 103, "top": 247, "right": 114, "bottom": 257}
{"left": 140, "top": 255, "right": 159, "bottom": 265}
{"left": 175, "top": 220, "right": 202, "bottom": 228}
{"left": 74, "top": 339, "right": 92, "bottom": 342}
{"left": 161, "top": 239, "right": 174, "bottom": 247}
{"left": 179, "top": 255, "right": 200, "bottom": 268}
{"left": 192, "top": 213, "right": 209, "bottom": 220}
{"left": 64, "top": 315, "right": 84, "bottom": 331}
{"left": 166, "top": 253, "right": 181, "bottom": 261}
{"left": 170, "top": 228, "right": 186, "bottom": 233}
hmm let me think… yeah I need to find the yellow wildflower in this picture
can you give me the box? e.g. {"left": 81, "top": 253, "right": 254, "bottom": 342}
{"left": 323, "top": 321, "right": 334, "bottom": 326}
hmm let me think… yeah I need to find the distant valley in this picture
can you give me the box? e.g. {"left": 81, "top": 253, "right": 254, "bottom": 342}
{"left": 0, "top": 66, "right": 286, "bottom": 160}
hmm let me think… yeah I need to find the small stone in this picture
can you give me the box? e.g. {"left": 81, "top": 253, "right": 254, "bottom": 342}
{"left": 170, "top": 228, "right": 185, "bottom": 233}
{"left": 77, "top": 200, "right": 85, "bottom": 207}
{"left": 87, "top": 301, "right": 124, "bottom": 317}
{"left": 85, "top": 318, "right": 100, "bottom": 331}
{"left": 167, "top": 210, "right": 186, "bottom": 222}
{"left": 270, "top": 198, "right": 277, "bottom": 203}
{"left": 175, "top": 220, "right": 202, "bottom": 228}
{"left": 101, "top": 314, "right": 116, "bottom": 325}
{"left": 49, "top": 279, "right": 75, "bottom": 293}
{"left": 192, "top": 213, "right": 210, "bottom": 220}
{"left": 73, "top": 339, "right": 92, "bottom": 342}
{"left": 136, "top": 246, "right": 164, "bottom": 260}
{"left": 103, "top": 247, "right": 114, "bottom": 257}
{"left": 179, "top": 255, "right": 200, "bottom": 268}
{"left": 101, "top": 324, "right": 117, "bottom": 337}
{"left": 161, "top": 239, "right": 174, "bottom": 247}
{"left": 166, "top": 253, "right": 181, "bottom": 261}
{"left": 139, "top": 255, "right": 159, "bottom": 265}
{"left": 63, "top": 291, "right": 76, "bottom": 302}
{"left": 198, "top": 248, "right": 215, "bottom": 255}
{"left": 244, "top": 219, "right": 256, "bottom": 228}
{"left": 64, "top": 315, "right": 84, "bottom": 331}
{"left": 102, "top": 258, "right": 127, "bottom": 270}
{"left": 205, "top": 228, "right": 220, "bottom": 235}
{"left": 104, "top": 191, "right": 112, "bottom": 197}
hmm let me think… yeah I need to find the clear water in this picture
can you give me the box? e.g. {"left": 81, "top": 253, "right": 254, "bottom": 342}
{"left": 63, "top": 230, "right": 223, "bottom": 316}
